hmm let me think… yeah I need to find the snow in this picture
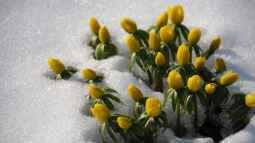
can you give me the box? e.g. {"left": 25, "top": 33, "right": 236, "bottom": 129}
{"left": 0, "top": 0, "right": 255, "bottom": 143}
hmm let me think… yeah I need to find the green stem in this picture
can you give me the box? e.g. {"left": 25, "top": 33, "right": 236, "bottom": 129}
{"left": 193, "top": 96, "right": 198, "bottom": 133}
{"left": 176, "top": 103, "right": 181, "bottom": 136}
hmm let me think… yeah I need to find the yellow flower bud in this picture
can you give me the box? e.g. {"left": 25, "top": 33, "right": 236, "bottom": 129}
{"left": 81, "top": 68, "right": 97, "bottom": 80}
{"left": 117, "top": 116, "right": 132, "bottom": 130}
{"left": 128, "top": 84, "right": 143, "bottom": 102}
{"left": 91, "top": 103, "right": 110, "bottom": 123}
{"left": 167, "top": 70, "right": 183, "bottom": 90}
{"left": 205, "top": 83, "right": 216, "bottom": 94}
{"left": 188, "top": 28, "right": 201, "bottom": 45}
{"left": 187, "top": 75, "right": 202, "bottom": 93}
{"left": 194, "top": 56, "right": 206, "bottom": 70}
{"left": 159, "top": 25, "right": 175, "bottom": 43}
{"left": 89, "top": 17, "right": 100, "bottom": 34}
{"left": 88, "top": 84, "right": 104, "bottom": 99}
{"left": 155, "top": 52, "right": 167, "bottom": 66}
{"left": 168, "top": 5, "right": 184, "bottom": 25}
{"left": 48, "top": 58, "right": 65, "bottom": 74}
{"left": 176, "top": 44, "right": 190, "bottom": 65}
{"left": 148, "top": 31, "right": 161, "bottom": 50}
{"left": 99, "top": 26, "right": 111, "bottom": 43}
{"left": 245, "top": 93, "right": 255, "bottom": 108}
{"left": 120, "top": 17, "right": 137, "bottom": 33}
{"left": 219, "top": 71, "right": 239, "bottom": 86}
{"left": 155, "top": 12, "right": 168, "bottom": 28}
{"left": 209, "top": 36, "right": 221, "bottom": 51}
{"left": 124, "top": 34, "right": 140, "bottom": 53}
{"left": 214, "top": 58, "right": 226, "bottom": 72}
{"left": 145, "top": 97, "right": 161, "bottom": 117}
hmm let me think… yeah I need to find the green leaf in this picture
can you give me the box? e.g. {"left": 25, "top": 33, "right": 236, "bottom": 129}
{"left": 129, "top": 53, "right": 136, "bottom": 71}
{"left": 184, "top": 95, "right": 192, "bottom": 114}
{"left": 60, "top": 70, "right": 72, "bottom": 80}
{"left": 95, "top": 44, "right": 105, "bottom": 59}
{"left": 66, "top": 66, "right": 78, "bottom": 73}
{"left": 106, "top": 125, "right": 118, "bottom": 142}
{"left": 198, "top": 91, "right": 208, "bottom": 107}
{"left": 105, "top": 94, "right": 122, "bottom": 103}
{"left": 104, "top": 43, "right": 118, "bottom": 58}
{"left": 172, "top": 92, "right": 178, "bottom": 112}
{"left": 102, "top": 97, "right": 114, "bottom": 110}
{"left": 99, "top": 124, "right": 108, "bottom": 143}
{"left": 137, "top": 112, "right": 148, "bottom": 121}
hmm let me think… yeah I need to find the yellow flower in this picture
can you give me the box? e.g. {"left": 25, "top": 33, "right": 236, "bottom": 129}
{"left": 214, "top": 58, "right": 226, "bottom": 72}
{"left": 120, "top": 17, "right": 137, "bottom": 33}
{"left": 81, "top": 68, "right": 97, "bottom": 80}
{"left": 209, "top": 36, "right": 221, "bottom": 51}
{"left": 167, "top": 70, "right": 183, "bottom": 90}
{"left": 188, "top": 28, "right": 201, "bottom": 45}
{"left": 155, "top": 12, "right": 168, "bottom": 28}
{"left": 89, "top": 17, "right": 100, "bottom": 34}
{"left": 99, "top": 26, "right": 111, "bottom": 43}
{"left": 159, "top": 25, "right": 175, "bottom": 43}
{"left": 145, "top": 97, "right": 161, "bottom": 117}
{"left": 48, "top": 58, "right": 65, "bottom": 74}
{"left": 88, "top": 84, "right": 104, "bottom": 99}
{"left": 91, "top": 103, "right": 110, "bottom": 123}
{"left": 117, "top": 116, "right": 132, "bottom": 130}
{"left": 219, "top": 71, "right": 239, "bottom": 86}
{"left": 168, "top": 5, "right": 184, "bottom": 25}
{"left": 245, "top": 93, "right": 255, "bottom": 108}
{"left": 187, "top": 75, "right": 202, "bottom": 93}
{"left": 194, "top": 56, "right": 206, "bottom": 70}
{"left": 155, "top": 52, "right": 167, "bottom": 66}
{"left": 176, "top": 44, "right": 190, "bottom": 65}
{"left": 148, "top": 31, "right": 161, "bottom": 50}
{"left": 128, "top": 84, "right": 143, "bottom": 102}
{"left": 124, "top": 34, "right": 140, "bottom": 53}
{"left": 205, "top": 83, "right": 216, "bottom": 94}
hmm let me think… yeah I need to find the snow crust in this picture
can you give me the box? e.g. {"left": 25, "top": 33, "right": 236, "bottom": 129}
{"left": 0, "top": 0, "right": 255, "bottom": 143}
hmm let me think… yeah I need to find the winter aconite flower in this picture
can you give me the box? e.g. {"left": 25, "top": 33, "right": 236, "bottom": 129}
{"left": 89, "top": 17, "right": 100, "bottom": 35}
{"left": 167, "top": 70, "right": 183, "bottom": 90}
{"left": 168, "top": 5, "right": 184, "bottom": 25}
{"left": 82, "top": 68, "right": 97, "bottom": 81}
{"left": 209, "top": 36, "right": 221, "bottom": 51}
{"left": 99, "top": 26, "right": 111, "bottom": 43}
{"left": 194, "top": 56, "right": 206, "bottom": 70}
{"left": 146, "top": 97, "right": 161, "bottom": 117}
{"left": 205, "top": 83, "right": 216, "bottom": 94}
{"left": 148, "top": 31, "right": 161, "bottom": 50}
{"left": 91, "top": 103, "right": 110, "bottom": 123}
{"left": 155, "top": 52, "right": 167, "bottom": 66}
{"left": 219, "top": 71, "right": 239, "bottom": 86}
{"left": 187, "top": 75, "right": 202, "bottom": 93}
{"left": 159, "top": 25, "right": 175, "bottom": 43}
{"left": 88, "top": 84, "right": 104, "bottom": 99}
{"left": 128, "top": 84, "right": 143, "bottom": 102}
{"left": 48, "top": 58, "right": 65, "bottom": 74}
{"left": 245, "top": 93, "right": 255, "bottom": 108}
{"left": 124, "top": 34, "right": 140, "bottom": 53}
{"left": 188, "top": 28, "right": 201, "bottom": 45}
{"left": 155, "top": 12, "right": 168, "bottom": 28}
{"left": 120, "top": 17, "right": 137, "bottom": 33}
{"left": 176, "top": 44, "right": 190, "bottom": 65}
{"left": 215, "top": 58, "right": 226, "bottom": 72}
{"left": 117, "top": 116, "right": 132, "bottom": 130}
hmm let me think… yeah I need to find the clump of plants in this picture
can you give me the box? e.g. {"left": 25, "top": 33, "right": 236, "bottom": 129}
{"left": 46, "top": 4, "right": 255, "bottom": 143}
{"left": 88, "top": 17, "right": 118, "bottom": 60}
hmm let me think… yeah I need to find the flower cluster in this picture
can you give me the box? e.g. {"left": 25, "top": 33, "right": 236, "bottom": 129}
{"left": 46, "top": 3, "right": 255, "bottom": 143}
{"left": 88, "top": 17, "right": 118, "bottom": 59}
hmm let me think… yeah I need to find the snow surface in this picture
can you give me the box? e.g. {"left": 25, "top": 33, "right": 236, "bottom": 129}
{"left": 0, "top": 0, "right": 255, "bottom": 143}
